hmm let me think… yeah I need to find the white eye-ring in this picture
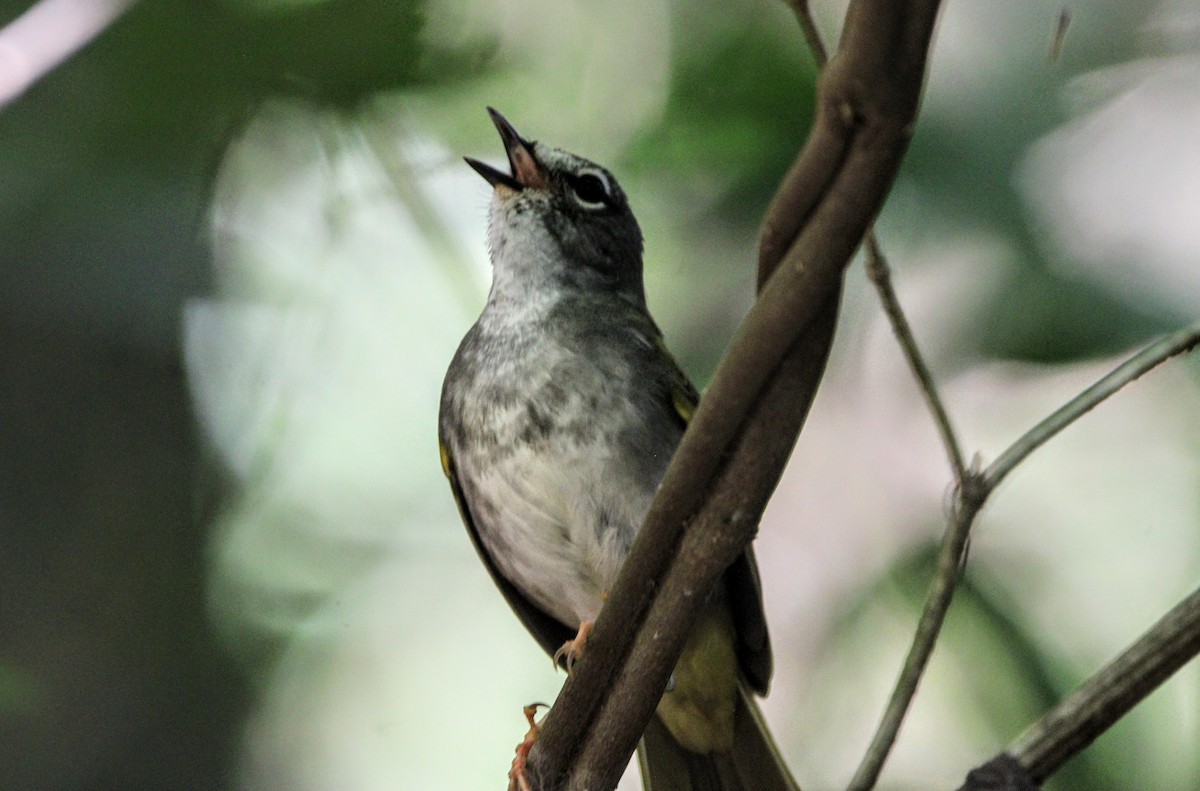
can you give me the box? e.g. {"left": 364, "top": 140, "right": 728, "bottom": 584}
{"left": 568, "top": 169, "right": 612, "bottom": 210}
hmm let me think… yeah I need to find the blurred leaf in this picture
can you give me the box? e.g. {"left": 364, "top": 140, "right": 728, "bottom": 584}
{"left": 0, "top": 0, "right": 455, "bottom": 345}
{"left": 2, "top": 0, "right": 430, "bottom": 179}
{"left": 222, "top": 0, "right": 425, "bottom": 105}
{"left": 902, "top": 106, "right": 1182, "bottom": 365}
{"left": 628, "top": 19, "right": 817, "bottom": 224}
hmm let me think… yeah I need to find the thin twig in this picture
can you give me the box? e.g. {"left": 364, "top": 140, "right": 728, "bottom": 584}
{"left": 849, "top": 322, "right": 1200, "bottom": 791}
{"left": 984, "top": 321, "right": 1200, "bottom": 489}
{"left": 783, "top": 0, "right": 829, "bottom": 65}
{"left": 1007, "top": 584, "right": 1200, "bottom": 782}
{"left": 786, "top": 6, "right": 1200, "bottom": 790}
{"left": 784, "top": 1, "right": 968, "bottom": 483}
{"left": 864, "top": 234, "right": 969, "bottom": 482}
{"left": 846, "top": 469, "right": 987, "bottom": 791}
{"left": 1049, "top": 8, "right": 1071, "bottom": 63}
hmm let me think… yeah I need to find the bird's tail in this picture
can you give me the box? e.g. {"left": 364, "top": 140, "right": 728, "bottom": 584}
{"left": 638, "top": 683, "right": 800, "bottom": 791}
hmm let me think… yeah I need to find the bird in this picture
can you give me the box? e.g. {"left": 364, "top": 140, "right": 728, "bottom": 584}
{"left": 439, "top": 107, "right": 799, "bottom": 791}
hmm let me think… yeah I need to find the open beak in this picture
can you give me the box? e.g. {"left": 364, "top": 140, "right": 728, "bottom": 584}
{"left": 464, "top": 107, "right": 547, "bottom": 192}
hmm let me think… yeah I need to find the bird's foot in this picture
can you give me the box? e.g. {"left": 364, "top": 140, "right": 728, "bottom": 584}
{"left": 508, "top": 703, "right": 546, "bottom": 791}
{"left": 552, "top": 620, "right": 594, "bottom": 675}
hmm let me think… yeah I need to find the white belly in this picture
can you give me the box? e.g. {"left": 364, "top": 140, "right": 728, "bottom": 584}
{"left": 462, "top": 437, "right": 649, "bottom": 628}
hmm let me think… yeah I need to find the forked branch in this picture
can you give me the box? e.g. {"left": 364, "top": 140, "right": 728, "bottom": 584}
{"left": 852, "top": 323, "right": 1200, "bottom": 790}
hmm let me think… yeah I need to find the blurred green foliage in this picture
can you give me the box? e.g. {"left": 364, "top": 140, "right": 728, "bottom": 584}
{"left": 907, "top": 116, "right": 1183, "bottom": 363}
{"left": 629, "top": 21, "right": 818, "bottom": 226}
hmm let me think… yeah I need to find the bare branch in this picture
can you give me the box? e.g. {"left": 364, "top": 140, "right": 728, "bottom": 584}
{"left": 863, "top": 235, "right": 969, "bottom": 482}
{"left": 525, "top": 2, "right": 944, "bottom": 789}
{"left": 761, "top": 7, "right": 1199, "bottom": 791}
{"left": 957, "top": 754, "right": 1040, "bottom": 791}
{"left": 782, "top": 0, "right": 829, "bottom": 66}
{"left": 1049, "top": 8, "right": 1071, "bottom": 63}
{"left": 783, "top": 2, "right": 968, "bottom": 482}
{"left": 957, "top": 584, "right": 1200, "bottom": 790}
{"left": 569, "top": 300, "right": 841, "bottom": 789}
{"left": 779, "top": 7, "right": 974, "bottom": 784}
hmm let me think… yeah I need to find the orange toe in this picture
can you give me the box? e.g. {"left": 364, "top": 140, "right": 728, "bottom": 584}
{"left": 508, "top": 703, "right": 546, "bottom": 791}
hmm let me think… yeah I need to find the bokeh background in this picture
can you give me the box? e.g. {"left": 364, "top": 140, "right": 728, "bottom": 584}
{"left": 2, "top": 0, "right": 1198, "bottom": 789}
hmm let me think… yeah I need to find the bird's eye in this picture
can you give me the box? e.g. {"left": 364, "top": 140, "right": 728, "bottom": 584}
{"left": 568, "top": 172, "right": 611, "bottom": 209}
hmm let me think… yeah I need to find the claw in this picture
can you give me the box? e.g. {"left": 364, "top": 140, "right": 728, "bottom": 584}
{"left": 552, "top": 620, "right": 594, "bottom": 675}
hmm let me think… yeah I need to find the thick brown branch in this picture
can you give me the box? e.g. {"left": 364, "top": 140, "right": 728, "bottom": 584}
{"left": 524, "top": 3, "right": 943, "bottom": 789}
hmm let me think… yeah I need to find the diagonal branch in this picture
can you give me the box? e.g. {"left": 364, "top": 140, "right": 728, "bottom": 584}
{"left": 960, "top": 584, "right": 1200, "bottom": 790}
{"left": 780, "top": 2, "right": 1200, "bottom": 786}
{"left": 524, "top": 2, "right": 944, "bottom": 790}
{"left": 0, "top": 0, "right": 137, "bottom": 109}
{"left": 775, "top": 6, "right": 977, "bottom": 786}
{"left": 1010, "top": 583, "right": 1200, "bottom": 782}
{"left": 782, "top": 0, "right": 829, "bottom": 66}
{"left": 983, "top": 322, "right": 1200, "bottom": 489}
{"left": 863, "top": 235, "right": 968, "bottom": 481}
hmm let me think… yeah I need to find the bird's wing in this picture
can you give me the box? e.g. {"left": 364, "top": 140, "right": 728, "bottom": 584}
{"left": 654, "top": 333, "right": 700, "bottom": 429}
{"left": 440, "top": 439, "right": 576, "bottom": 659}
{"left": 656, "top": 338, "right": 773, "bottom": 695}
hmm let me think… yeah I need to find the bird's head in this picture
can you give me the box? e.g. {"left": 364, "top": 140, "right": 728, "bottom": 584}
{"left": 465, "top": 108, "right": 645, "bottom": 302}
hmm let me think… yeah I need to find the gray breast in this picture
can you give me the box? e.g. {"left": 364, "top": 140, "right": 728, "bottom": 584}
{"left": 439, "top": 293, "right": 683, "bottom": 625}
